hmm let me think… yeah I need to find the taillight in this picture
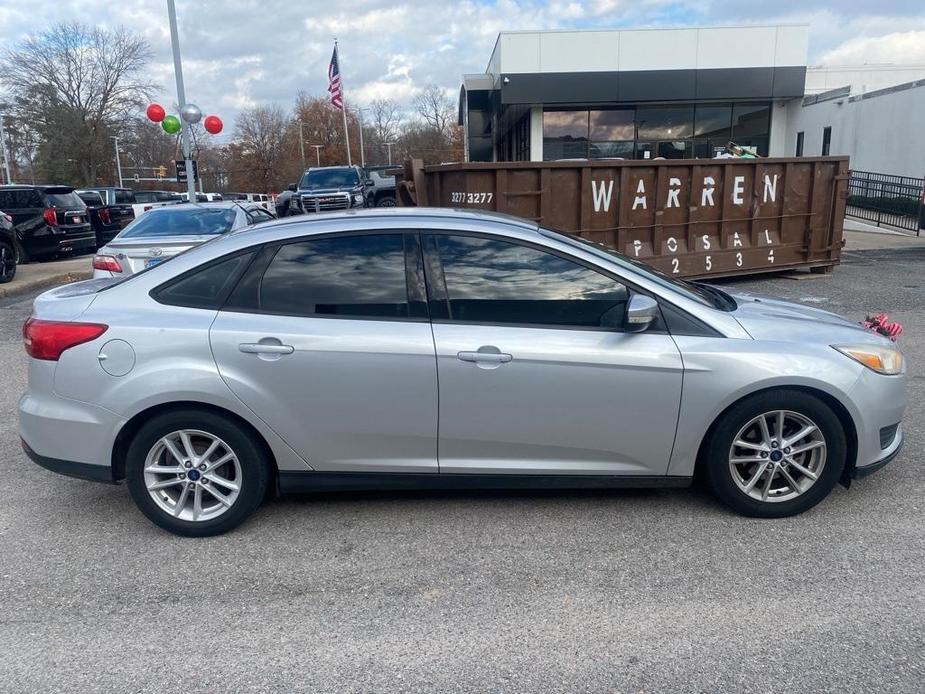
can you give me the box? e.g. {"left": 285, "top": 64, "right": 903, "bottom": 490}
{"left": 143, "top": 205, "right": 152, "bottom": 212}
{"left": 42, "top": 208, "right": 57, "bottom": 226}
{"left": 92, "top": 254, "right": 122, "bottom": 273}
{"left": 23, "top": 318, "right": 108, "bottom": 361}
{"left": 99, "top": 208, "right": 111, "bottom": 224}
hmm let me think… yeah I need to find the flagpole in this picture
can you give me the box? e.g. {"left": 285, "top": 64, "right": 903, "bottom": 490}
{"left": 335, "top": 39, "right": 352, "bottom": 166}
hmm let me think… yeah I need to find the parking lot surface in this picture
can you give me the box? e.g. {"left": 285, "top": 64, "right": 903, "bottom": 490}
{"left": 0, "top": 244, "right": 923, "bottom": 692}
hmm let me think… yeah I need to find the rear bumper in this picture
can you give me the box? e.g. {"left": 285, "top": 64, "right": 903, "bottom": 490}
{"left": 22, "top": 439, "right": 117, "bottom": 484}
{"left": 23, "top": 227, "right": 97, "bottom": 256}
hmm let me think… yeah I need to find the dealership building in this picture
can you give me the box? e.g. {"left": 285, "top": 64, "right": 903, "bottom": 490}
{"left": 459, "top": 25, "right": 925, "bottom": 178}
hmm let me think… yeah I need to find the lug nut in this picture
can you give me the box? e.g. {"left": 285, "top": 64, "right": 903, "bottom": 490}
{"left": 202, "top": 478, "right": 209, "bottom": 485}
{"left": 177, "top": 473, "right": 185, "bottom": 479}
{"left": 198, "top": 463, "right": 207, "bottom": 471}
{"left": 784, "top": 447, "right": 791, "bottom": 454}
{"left": 184, "top": 461, "right": 193, "bottom": 468}
{"left": 771, "top": 441, "right": 779, "bottom": 449}
{"left": 760, "top": 452, "right": 768, "bottom": 458}
{"left": 188, "top": 482, "right": 196, "bottom": 490}
{"left": 767, "top": 463, "right": 774, "bottom": 470}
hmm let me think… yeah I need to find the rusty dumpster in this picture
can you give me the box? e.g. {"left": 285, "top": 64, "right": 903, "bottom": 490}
{"left": 396, "top": 157, "right": 849, "bottom": 279}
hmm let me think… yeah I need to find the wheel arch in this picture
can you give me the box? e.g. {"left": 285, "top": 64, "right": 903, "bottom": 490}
{"left": 693, "top": 384, "right": 859, "bottom": 484}
{"left": 111, "top": 400, "right": 279, "bottom": 485}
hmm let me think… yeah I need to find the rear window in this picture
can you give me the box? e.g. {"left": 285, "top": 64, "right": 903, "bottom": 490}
{"left": 44, "top": 190, "right": 86, "bottom": 209}
{"left": 115, "top": 190, "right": 135, "bottom": 204}
{"left": 78, "top": 192, "right": 104, "bottom": 206}
{"left": 134, "top": 191, "right": 157, "bottom": 203}
{"left": 120, "top": 208, "right": 238, "bottom": 238}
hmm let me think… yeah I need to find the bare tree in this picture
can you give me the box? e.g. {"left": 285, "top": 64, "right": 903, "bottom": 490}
{"left": 234, "top": 105, "right": 292, "bottom": 191}
{"left": 1, "top": 22, "right": 155, "bottom": 185}
{"left": 413, "top": 84, "right": 455, "bottom": 135}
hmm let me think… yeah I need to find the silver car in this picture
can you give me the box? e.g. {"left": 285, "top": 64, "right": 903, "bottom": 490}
{"left": 92, "top": 201, "right": 276, "bottom": 277}
{"left": 20, "top": 208, "right": 906, "bottom": 536}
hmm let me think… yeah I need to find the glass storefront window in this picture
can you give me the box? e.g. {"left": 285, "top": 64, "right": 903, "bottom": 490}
{"left": 590, "top": 110, "right": 634, "bottom": 141}
{"left": 543, "top": 110, "right": 589, "bottom": 160}
{"left": 589, "top": 141, "right": 634, "bottom": 159}
{"left": 732, "top": 103, "right": 770, "bottom": 138}
{"left": 635, "top": 106, "right": 694, "bottom": 141}
{"left": 695, "top": 104, "right": 732, "bottom": 141}
{"left": 657, "top": 141, "right": 693, "bottom": 159}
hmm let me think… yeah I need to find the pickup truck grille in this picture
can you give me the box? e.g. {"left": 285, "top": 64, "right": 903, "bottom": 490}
{"left": 300, "top": 193, "right": 350, "bottom": 212}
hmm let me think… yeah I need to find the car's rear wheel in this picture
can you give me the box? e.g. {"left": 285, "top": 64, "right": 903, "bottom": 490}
{"left": 376, "top": 195, "right": 396, "bottom": 207}
{"left": 125, "top": 410, "right": 269, "bottom": 536}
{"left": 703, "top": 390, "right": 846, "bottom": 518}
{"left": 0, "top": 240, "right": 17, "bottom": 284}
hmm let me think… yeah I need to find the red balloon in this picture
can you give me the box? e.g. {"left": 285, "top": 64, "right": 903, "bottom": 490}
{"left": 203, "top": 115, "right": 223, "bottom": 135}
{"left": 146, "top": 103, "right": 166, "bottom": 123}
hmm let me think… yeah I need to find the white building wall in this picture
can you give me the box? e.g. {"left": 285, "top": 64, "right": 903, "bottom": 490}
{"left": 805, "top": 65, "right": 925, "bottom": 95}
{"left": 788, "top": 82, "right": 925, "bottom": 178}
{"left": 490, "top": 25, "right": 808, "bottom": 75}
{"left": 529, "top": 106, "right": 543, "bottom": 162}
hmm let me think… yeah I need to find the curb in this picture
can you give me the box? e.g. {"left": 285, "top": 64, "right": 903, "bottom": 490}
{"left": 0, "top": 271, "right": 93, "bottom": 300}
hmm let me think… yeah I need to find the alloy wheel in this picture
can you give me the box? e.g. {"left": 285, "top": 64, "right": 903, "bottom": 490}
{"left": 728, "top": 410, "right": 827, "bottom": 503}
{"left": 143, "top": 429, "right": 242, "bottom": 522}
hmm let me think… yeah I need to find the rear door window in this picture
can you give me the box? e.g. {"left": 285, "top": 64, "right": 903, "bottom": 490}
{"left": 225, "top": 234, "right": 418, "bottom": 320}
{"left": 154, "top": 251, "right": 256, "bottom": 309}
{"left": 44, "top": 190, "right": 86, "bottom": 209}
{"left": 114, "top": 190, "right": 135, "bottom": 204}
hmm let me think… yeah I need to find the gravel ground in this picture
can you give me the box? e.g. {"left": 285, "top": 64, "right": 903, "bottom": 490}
{"left": 0, "top": 246, "right": 922, "bottom": 693}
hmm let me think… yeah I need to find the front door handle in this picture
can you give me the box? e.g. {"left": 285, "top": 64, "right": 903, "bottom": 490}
{"left": 457, "top": 349, "right": 513, "bottom": 364}
{"left": 239, "top": 342, "right": 294, "bottom": 355}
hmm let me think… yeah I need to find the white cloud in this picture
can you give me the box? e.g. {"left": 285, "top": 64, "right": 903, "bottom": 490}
{"left": 820, "top": 30, "right": 925, "bottom": 64}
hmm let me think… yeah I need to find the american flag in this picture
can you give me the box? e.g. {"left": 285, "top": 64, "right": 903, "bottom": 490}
{"left": 327, "top": 46, "right": 343, "bottom": 110}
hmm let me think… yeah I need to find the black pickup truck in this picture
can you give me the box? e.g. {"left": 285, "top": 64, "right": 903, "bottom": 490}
{"left": 77, "top": 187, "right": 136, "bottom": 247}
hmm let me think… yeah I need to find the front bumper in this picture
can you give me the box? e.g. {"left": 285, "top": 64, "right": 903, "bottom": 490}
{"left": 853, "top": 428, "right": 903, "bottom": 478}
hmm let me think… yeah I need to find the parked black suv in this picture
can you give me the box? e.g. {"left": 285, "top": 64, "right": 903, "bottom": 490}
{"left": 77, "top": 187, "right": 136, "bottom": 247}
{"left": 0, "top": 185, "right": 96, "bottom": 261}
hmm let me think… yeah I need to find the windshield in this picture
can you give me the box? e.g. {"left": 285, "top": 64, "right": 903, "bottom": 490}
{"left": 299, "top": 169, "right": 359, "bottom": 189}
{"left": 119, "top": 208, "right": 237, "bottom": 238}
{"left": 538, "top": 227, "right": 733, "bottom": 310}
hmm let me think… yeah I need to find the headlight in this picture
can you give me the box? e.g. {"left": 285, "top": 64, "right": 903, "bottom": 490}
{"left": 352, "top": 194, "right": 364, "bottom": 205}
{"left": 832, "top": 345, "right": 904, "bottom": 375}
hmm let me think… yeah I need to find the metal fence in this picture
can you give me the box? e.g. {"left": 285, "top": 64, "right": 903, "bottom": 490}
{"left": 846, "top": 170, "right": 925, "bottom": 235}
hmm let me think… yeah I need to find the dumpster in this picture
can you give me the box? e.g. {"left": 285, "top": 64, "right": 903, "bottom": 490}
{"left": 396, "top": 157, "right": 850, "bottom": 279}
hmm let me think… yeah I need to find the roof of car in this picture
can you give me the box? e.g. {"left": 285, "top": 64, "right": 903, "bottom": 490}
{"left": 228, "top": 206, "right": 538, "bottom": 238}
{"left": 145, "top": 201, "right": 257, "bottom": 212}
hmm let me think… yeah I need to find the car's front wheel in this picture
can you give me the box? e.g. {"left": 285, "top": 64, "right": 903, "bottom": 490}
{"left": 703, "top": 390, "right": 846, "bottom": 518}
{"left": 125, "top": 410, "right": 270, "bottom": 536}
{"left": 0, "top": 239, "right": 17, "bottom": 284}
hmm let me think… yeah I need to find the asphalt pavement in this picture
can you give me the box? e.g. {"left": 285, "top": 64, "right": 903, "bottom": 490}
{"left": 0, "top": 244, "right": 923, "bottom": 693}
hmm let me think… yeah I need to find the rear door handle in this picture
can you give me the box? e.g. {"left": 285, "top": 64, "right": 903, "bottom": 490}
{"left": 239, "top": 343, "right": 294, "bottom": 355}
{"left": 457, "top": 350, "right": 513, "bottom": 364}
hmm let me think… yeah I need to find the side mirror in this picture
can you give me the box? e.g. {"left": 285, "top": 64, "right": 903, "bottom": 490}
{"left": 625, "top": 294, "right": 659, "bottom": 333}
{"left": 287, "top": 183, "right": 297, "bottom": 192}
{"left": 365, "top": 178, "right": 374, "bottom": 187}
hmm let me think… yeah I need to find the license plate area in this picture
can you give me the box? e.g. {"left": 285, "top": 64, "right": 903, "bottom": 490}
{"left": 145, "top": 258, "right": 165, "bottom": 268}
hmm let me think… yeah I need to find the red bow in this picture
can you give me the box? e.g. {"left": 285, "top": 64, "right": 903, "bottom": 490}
{"left": 861, "top": 313, "right": 903, "bottom": 341}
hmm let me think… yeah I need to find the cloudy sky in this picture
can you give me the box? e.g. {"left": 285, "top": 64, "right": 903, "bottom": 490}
{"left": 1, "top": 0, "right": 923, "bottom": 140}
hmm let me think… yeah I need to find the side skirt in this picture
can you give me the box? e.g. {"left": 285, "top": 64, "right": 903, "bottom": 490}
{"left": 278, "top": 471, "right": 692, "bottom": 495}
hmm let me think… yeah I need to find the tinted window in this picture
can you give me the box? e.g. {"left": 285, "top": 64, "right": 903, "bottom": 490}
{"left": 114, "top": 189, "right": 135, "bottom": 204}
{"left": 78, "top": 192, "right": 103, "bottom": 206}
{"left": 156, "top": 252, "right": 254, "bottom": 309}
{"left": 121, "top": 208, "right": 237, "bottom": 238}
{"left": 434, "top": 235, "right": 629, "bottom": 328}
{"left": 44, "top": 190, "right": 85, "bottom": 208}
{"left": 241, "top": 234, "right": 410, "bottom": 319}
{"left": 134, "top": 191, "right": 157, "bottom": 203}
{"left": 0, "top": 191, "right": 13, "bottom": 209}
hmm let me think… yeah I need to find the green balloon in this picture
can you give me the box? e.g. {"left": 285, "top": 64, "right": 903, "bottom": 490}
{"left": 161, "top": 115, "right": 181, "bottom": 134}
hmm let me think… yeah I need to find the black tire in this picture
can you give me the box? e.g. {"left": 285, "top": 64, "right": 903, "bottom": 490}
{"left": 0, "top": 240, "right": 17, "bottom": 284}
{"left": 703, "top": 390, "right": 846, "bottom": 518}
{"left": 376, "top": 195, "right": 396, "bottom": 207}
{"left": 125, "top": 409, "right": 270, "bottom": 536}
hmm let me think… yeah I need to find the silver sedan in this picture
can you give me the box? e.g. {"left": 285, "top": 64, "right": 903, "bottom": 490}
{"left": 19, "top": 208, "right": 906, "bottom": 536}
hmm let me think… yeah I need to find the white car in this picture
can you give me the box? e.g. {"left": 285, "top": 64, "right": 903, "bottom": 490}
{"left": 91, "top": 202, "right": 275, "bottom": 277}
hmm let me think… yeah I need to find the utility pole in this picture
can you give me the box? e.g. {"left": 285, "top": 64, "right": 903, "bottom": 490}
{"left": 384, "top": 142, "right": 395, "bottom": 166}
{"left": 311, "top": 145, "right": 323, "bottom": 167}
{"left": 111, "top": 136, "right": 124, "bottom": 187}
{"left": 166, "top": 0, "right": 197, "bottom": 202}
{"left": 298, "top": 121, "right": 306, "bottom": 170}
{"left": 0, "top": 114, "right": 12, "bottom": 184}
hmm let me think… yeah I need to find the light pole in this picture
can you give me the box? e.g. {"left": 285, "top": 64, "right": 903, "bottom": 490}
{"left": 354, "top": 108, "right": 367, "bottom": 168}
{"left": 111, "top": 136, "right": 124, "bottom": 187}
{"left": 310, "top": 145, "right": 323, "bottom": 167}
{"left": 298, "top": 121, "right": 307, "bottom": 170}
{"left": 384, "top": 142, "right": 395, "bottom": 166}
{"left": 0, "top": 114, "right": 12, "bottom": 184}
{"left": 166, "top": 0, "right": 197, "bottom": 202}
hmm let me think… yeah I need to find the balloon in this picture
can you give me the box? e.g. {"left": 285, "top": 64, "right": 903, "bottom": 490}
{"left": 161, "top": 115, "right": 181, "bottom": 134}
{"left": 203, "top": 115, "right": 223, "bottom": 135}
{"left": 180, "top": 103, "right": 202, "bottom": 124}
{"left": 146, "top": 103, "right": 166, "bottom": 123}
